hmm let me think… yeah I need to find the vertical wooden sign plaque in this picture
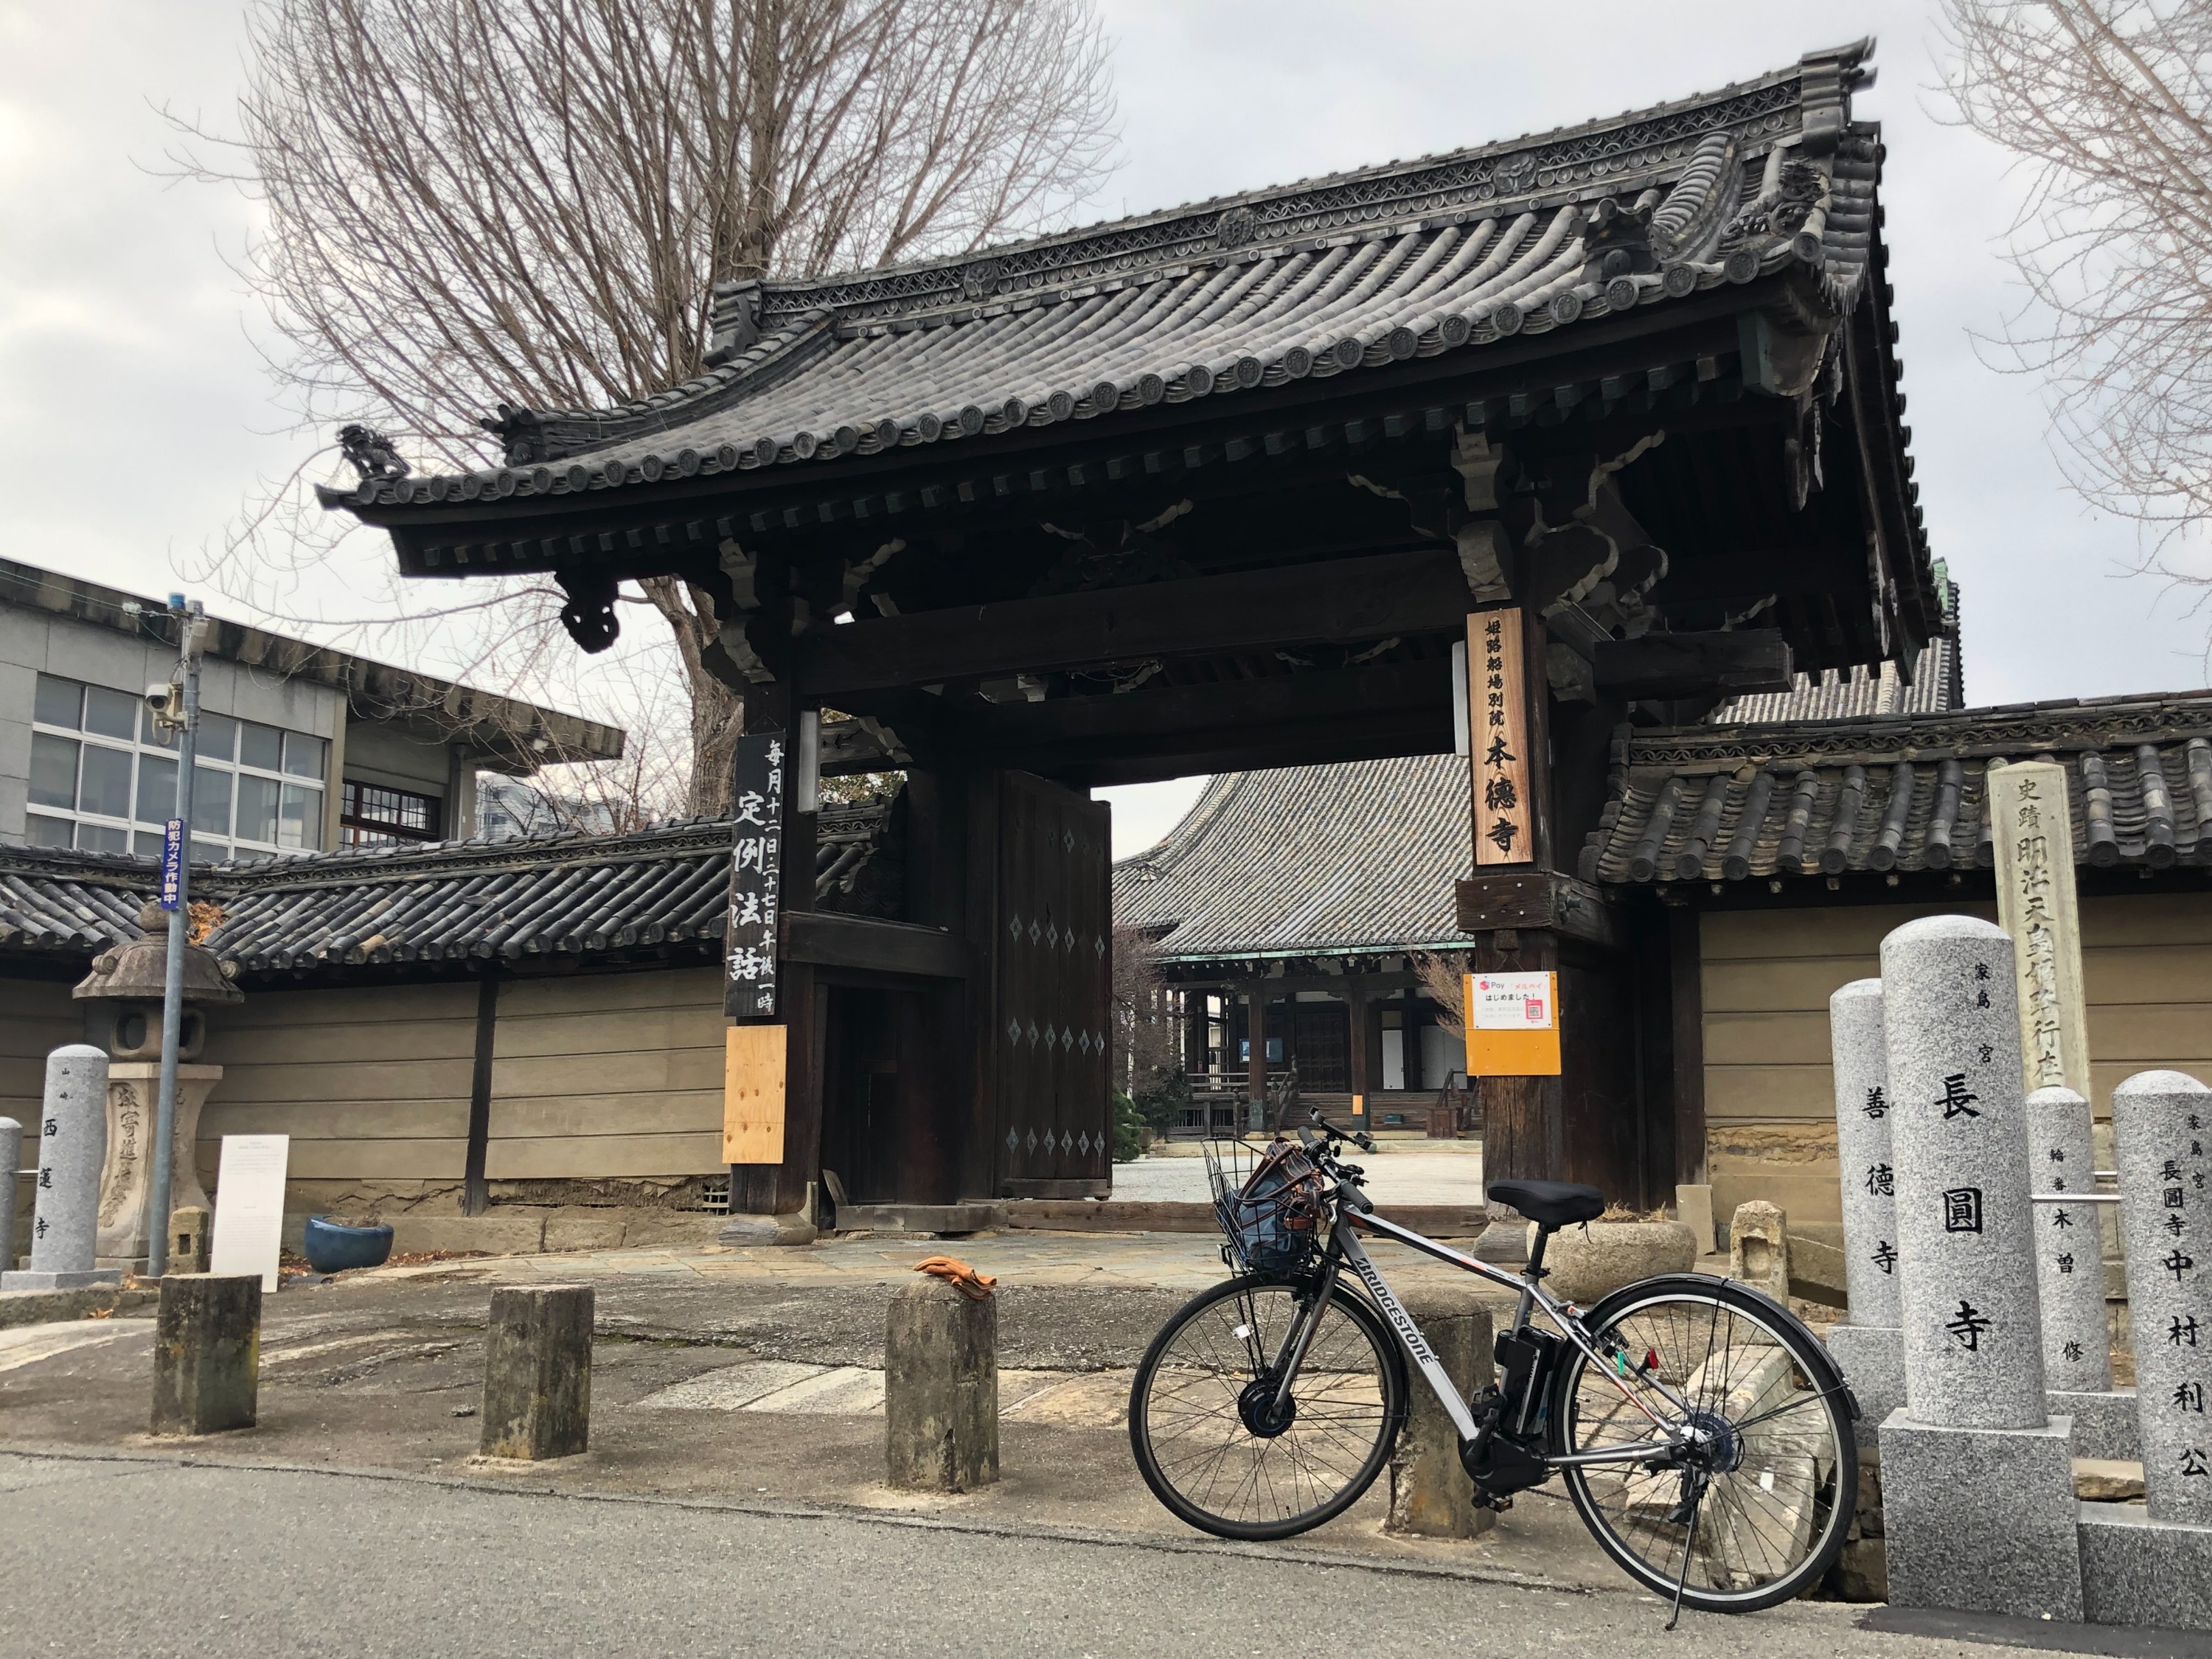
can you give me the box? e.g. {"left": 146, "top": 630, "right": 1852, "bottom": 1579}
{"left": 1470, "top": 609, "right": 1534, "bottom": 865}
{"left": 723, "top": 731, "right": 786, "bottom": 1018}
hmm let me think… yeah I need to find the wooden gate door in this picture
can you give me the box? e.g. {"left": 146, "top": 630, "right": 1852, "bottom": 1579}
{"left": 995, "top": 771, "right": 1111, "bottom": 1198}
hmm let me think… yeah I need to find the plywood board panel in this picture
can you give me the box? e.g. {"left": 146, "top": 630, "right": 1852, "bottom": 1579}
{"left": 207, "top": 1058, "right": 474, "bottom": 1105}
{"left": 2081, "top": 893, "right": 2212, "bottom": 948}
{"left": 207, "top": 981, "right": 479, "bottom": 1031}
{"left": 1703, "top": 1010, "right": 1833, "bottom": 1066}
{"left": 485, "top": 1132, "right": 727, "bottom": 1180}
{"left": 724, "top": 1024, "right": 785, "bottom": 1165}
{"left": 196, "top": 1098, "right": 472, "bottom": 1140}
{"left": 498, "top": 967, "right": 723, "bottom": 1019}
{"left": 493, "top": 1007, "right": 721, "bottom": 1061}
{"left": 487, "top": 1092, "right": 722, "bottom": 1141}
{"left": 1700, "top": 902, "right": 1994, "bottom": 961}
{"left": 2081, "top": 946, "right": 2212, "bottom": 1004}
{"left": 1703, "top": 958, "right": 1879, "bottom": 1015}
{"left": 203, "top": 1019, "right": 479, "bottom": 1067}
{"left": 205, "top": 1136, "right": 468, "bottom": 1180}
{"left": 1705, "top": 1064, "right": 1835, "bottom": 1121}
{"left": 492, "top": 1047, "right": 723, "bottom": 1100}
{"left": 2086, "top": 1004, "right": 2212, "bottom": 1061}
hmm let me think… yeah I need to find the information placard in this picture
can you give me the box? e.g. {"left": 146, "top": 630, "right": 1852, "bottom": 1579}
{"left": 1463, "top": 971, "right": 1562, "bottom": 1077}
{"left": 209, "top": 1134, "right": 290, "bottom": 1290}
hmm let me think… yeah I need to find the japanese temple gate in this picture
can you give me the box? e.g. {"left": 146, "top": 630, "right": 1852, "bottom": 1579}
{"left": 326, "top": 41, "right": 1935, "bottom": 1223}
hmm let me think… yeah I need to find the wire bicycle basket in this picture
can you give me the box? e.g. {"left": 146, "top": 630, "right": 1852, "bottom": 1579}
{"left": 1203, "top": 1136, "right": 1329, "bottom": 1280}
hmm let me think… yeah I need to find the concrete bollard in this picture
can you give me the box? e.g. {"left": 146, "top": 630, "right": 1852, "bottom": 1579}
{"left": 1385, "top": 1286, "right": 1495, "bottom": 1538}
{"left": 1729, "top": 1200, "right": 1790, "bottom": 1304}
{"left": 0, "top": 1116, "right": 19, "bottom": 1272}
{"left": 885, "top": 1275, "right": 998, "bottom": 1491}
{"left": 150, "top": 1273, "right": 261, "bottom": 1436}
{"left": 2112, "top": 1071, "right": 2212, "bottom": 1526}
{"left": 1881, "top": 915, "right": 2045, "bottom": 1430}
{"left": 169, "top": 1208, "right": 212, "bottom": 1276}
{"left": 2025, "top": 1085, "right": 2111, "bottom": 1394}
{"left": 1, "top": 1046, "right": 119, "bottom": 1291}
{"left": 479, "top": 1285, "right": 594, "bottom": 1461}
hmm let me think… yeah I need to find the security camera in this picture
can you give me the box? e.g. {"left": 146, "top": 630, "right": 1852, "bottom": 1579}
{"left": 144, "top": 681, "right": 184, "bottom": 735}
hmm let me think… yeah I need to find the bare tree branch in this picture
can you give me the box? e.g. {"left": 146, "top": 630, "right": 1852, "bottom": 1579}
{"left": 171, "top": 0, "right": 1117, "bottom": 819}
{"left": 1938, "top": 1, "right": 2212, "bottom": 582}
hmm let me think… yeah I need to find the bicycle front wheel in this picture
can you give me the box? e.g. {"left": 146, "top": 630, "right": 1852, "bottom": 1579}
{"left": 1128, "top": 1275, "right": 1405, "bottom": 1541}
{"left": 1552, "top": 1276, "right": 1857, "bottom": 1613}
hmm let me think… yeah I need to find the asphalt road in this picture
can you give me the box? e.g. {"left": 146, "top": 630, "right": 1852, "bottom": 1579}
{"left": 0, "top": 1450, "right": 2080, "bottom": 1659}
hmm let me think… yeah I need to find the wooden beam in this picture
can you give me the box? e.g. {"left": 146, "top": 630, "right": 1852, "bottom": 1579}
{"left": 1591, "top": 629, "right": 1792, "bottom": 699}
{"left": 782, "top": 911, "right": 966, "bottom": 978}
{"left": 794, "top": 548, "right": 1469, "bottom": 699}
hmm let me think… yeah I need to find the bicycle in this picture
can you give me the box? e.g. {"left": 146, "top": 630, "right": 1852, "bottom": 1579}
{"left": 1127, "top": 1112, "right": 1860, "bottom": 1621}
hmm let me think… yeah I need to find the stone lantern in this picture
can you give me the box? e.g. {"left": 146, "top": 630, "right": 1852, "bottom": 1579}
{"left": 72, "top": 902, "right": 243, "bottom": 1271}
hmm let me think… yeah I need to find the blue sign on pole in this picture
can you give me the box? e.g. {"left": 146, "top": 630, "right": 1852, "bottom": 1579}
{"left": 159, "top": 818, "right": 184, "bottom": 911}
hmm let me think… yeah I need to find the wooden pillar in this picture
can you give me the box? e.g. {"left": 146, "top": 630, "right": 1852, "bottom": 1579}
{"left": 1669, "top": 906, "right": 1707, "bottom": 1189}
{"left": 1244, "top": 982, "right": 1267, "bottom": 1126}
{"left": 902, "top": 766, "right": 967, "bottom": 1208}
{"left": 1346, "top": 981, "right": 1370, "bottom": 1122}
{"left": 960, "top": 768, "right": 1004, "bottom": 1201}
{"left": 1183, "top": 992, "right": 1209, "bottom": 1078}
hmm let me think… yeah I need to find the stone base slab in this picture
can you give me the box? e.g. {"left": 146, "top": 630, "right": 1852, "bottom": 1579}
{"left": 1824, "top": 1324, "right": 1905, "bottom": 1435}
{"left": 2079, "top": 1505, "right": 2212, "bottom": 1630}
{"left": 2051, "top": 1388, "right": 2140, "bottom": 1463}
{"left": 1882, "top": 1409, "right": 2084, "bottom": 1621}
{"left": 1, "top": 1268, "right": 122, "bottom": 1291}
{"left": 718, "top": 1212, "right": 818, "bottom": 1248}
{"left": 0, "top": 1283, "right": 155, "bottom": 1329}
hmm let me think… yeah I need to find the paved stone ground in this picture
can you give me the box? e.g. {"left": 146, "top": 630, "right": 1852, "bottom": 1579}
{"left": 1113, "top": 1141, "right": 1486, "bottom": 1204}
{"left": 0, "top": 1228, "right": 1831, "bottom": 1610}
{"left": 3, "top": 1453, "right": 2089, "bottom": 1659}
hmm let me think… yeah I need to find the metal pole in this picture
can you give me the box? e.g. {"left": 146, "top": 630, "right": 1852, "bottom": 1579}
{"left": 147, "top": 598, "right": 204, "bottom": 1277}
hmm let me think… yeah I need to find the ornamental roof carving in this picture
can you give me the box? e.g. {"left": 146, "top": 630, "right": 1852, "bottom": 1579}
{"left": 321, "top": 40, "right": 1879, "bottom": 513}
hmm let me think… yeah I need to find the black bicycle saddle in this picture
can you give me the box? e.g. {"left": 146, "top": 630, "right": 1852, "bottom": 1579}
{"left": 1485, "top": 1180, "right": 1605, "bottom": 1229}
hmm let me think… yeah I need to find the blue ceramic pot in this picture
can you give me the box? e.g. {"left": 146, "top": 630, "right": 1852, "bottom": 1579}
{"left": 302, "top": 1215, "right": 394, "bottom": 1273}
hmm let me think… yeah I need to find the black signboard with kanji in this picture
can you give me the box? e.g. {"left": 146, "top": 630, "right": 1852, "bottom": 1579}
{"left": 723, "top": 731, "right": 785, "bottom": 1018}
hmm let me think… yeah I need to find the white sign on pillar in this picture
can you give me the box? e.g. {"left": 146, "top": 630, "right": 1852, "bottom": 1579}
{"left": 1989, "top": 761, "right": 2090, "bottom": 1102}
{"left": 209, "top": 1134, "right": 290, "bottom": 1292}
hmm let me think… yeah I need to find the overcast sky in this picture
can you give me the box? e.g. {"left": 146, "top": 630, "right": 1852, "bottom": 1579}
{"left": 4, "top": 1, "right": 2205, "bottom": 857}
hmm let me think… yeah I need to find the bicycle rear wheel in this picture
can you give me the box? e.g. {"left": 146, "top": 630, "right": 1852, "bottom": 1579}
{"left": 1552, "top": 1276, "right": 1857, "bottom": 1613}
{"left": 1128, "top": 1275, "right": 1405, "bottom": 1541}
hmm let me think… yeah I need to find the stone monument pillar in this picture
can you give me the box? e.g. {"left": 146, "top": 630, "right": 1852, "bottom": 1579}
{"left": 1826, "top": 978, "right": 1905, "bottom": 1427}
{"left": 0, "top": 1116, "right": 21, "bottom": 1272}
{"left": 1989, "top": 762, "right": 2091, "bottom": 1101}
{"left": 72, "top": 900, "right": 240, "bottom": 1271}
{"left": 2079, "top": 1070, "right": 2212, "bottom": 1629}
{"left": 2026, "top": 1085, "right": 2112, "bottom": 1396}
{"left": 1876, "top": 914, "right": 2081, "bottom": 1621}
{"left": 2112, "top": 1072, "right": 2212, "bottom": 1525}
{"left": 1, "top": 1046, "right": 122, "bottom": 1291}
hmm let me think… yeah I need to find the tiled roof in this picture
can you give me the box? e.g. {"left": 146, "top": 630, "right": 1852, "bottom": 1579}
{"left": 0, "top": 800, "right": 895, "bottom": 973}
{"left": 1711, "top": 566, "right": 1962, "bottom": 723}
{"left": 1582, "top": 692, "right": 2212, "bottom": 885}
{"left": 1113, "top": 757, "right": 1470, "bottom": 961}
{"left": 324, "top": 41, "right": 1880, "bottom": 509}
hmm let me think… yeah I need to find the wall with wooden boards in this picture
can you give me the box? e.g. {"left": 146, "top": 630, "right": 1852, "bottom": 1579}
{"left": 198, "top": 980, "right": 479, "bottom": 1202}
{"left": 484, "top": 968, "right": 726, "bottom": 1180}
{"left": 1703, "top": 893, "right": 2212, "bottom": 1230}
{"left": 184, "top": 967, "right": 726, "bottom": 1209}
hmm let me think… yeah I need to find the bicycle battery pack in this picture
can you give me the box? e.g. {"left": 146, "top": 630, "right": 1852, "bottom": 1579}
{"left": 1460, "top": 1327, "right": 1565, "bottom": 1500}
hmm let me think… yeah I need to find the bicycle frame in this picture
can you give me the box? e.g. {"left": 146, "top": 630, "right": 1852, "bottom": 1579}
{"left": 1260, "top": 1197, "right": 1688, "bottom": 1471}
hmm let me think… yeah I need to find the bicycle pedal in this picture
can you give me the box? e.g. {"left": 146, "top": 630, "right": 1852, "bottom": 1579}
{"left": 1477, "top": 1495, "right": 1514, "bottom": 1512}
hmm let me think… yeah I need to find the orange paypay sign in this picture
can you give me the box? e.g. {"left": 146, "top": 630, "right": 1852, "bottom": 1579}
{"left": 1461, "top": 970, "right": 1562, "bottom": 1077}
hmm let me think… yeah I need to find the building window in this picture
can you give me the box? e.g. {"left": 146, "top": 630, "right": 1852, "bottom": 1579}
{"left": 341, "top": 781, "right": 442, "bottom": 846}
{"left": 25, "top": 672, "right": 325, "bottom": 863}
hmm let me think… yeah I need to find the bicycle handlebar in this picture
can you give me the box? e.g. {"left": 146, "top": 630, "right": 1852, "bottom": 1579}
{"left": 1306, "top": 1108, "right": 1376, "bottom": 1154}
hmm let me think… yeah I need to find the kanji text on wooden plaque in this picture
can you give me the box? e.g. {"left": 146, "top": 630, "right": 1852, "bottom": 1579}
{"left": 1470, "top": 609, "right": 1532, "bottom": 864}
